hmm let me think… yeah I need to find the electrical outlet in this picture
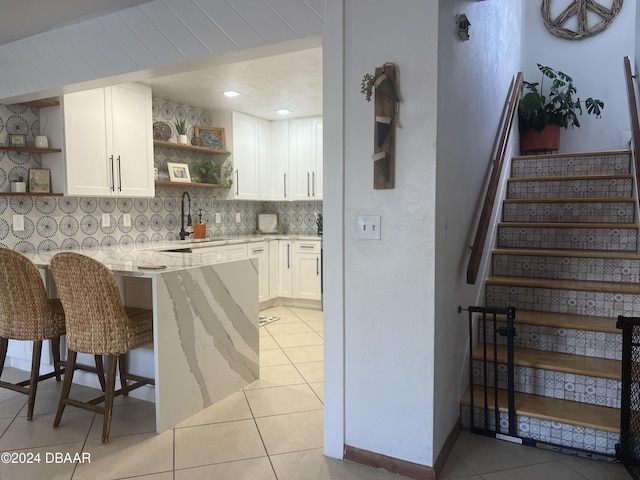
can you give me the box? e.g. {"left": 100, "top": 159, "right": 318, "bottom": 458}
{"left": 123, "top": 213, "right": 132, "bottom": 228}
{"left": 358, "top": 215, "right": 381, "bottom": 240}
{"left": 235, "top": 213, "right": 241, "bottom": 223}
{"left": 12, "top": 215, "right": 24, "bottom": 232}
{"left": 215, "top": 213, "right": 221, "bottom": 224}
{"left": 102, "top": 213, "right": 110, "bottom": 228}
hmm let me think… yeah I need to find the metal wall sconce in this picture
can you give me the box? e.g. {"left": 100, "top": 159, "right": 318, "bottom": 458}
{"left": 456, "top": 14, "right": 471, "bottom": 42}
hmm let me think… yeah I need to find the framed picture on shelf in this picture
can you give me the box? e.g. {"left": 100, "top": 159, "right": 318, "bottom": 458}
{"left": 28, "top": 168, "right": 51, "bottom": 193}
{"left": 9, "top": 134, "right": 27, "bottom": 147}
{"left": 167, "top": 162, "right": 191, "bottom": 183}
{"left": 194, "top": 126, "right": 226, "bottom": 152}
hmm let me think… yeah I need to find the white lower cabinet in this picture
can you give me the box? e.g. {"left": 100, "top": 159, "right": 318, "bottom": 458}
{"left": 293, "top": 240, "right": 322, "bottom": 301}
{"left": 248, "top": 242, "right": 269, "bottom": 302}
{"left": 188, "top": 238, "right": 321, "bottom": 304}
{"left": 278, "top": 240, "right": 294, "bottom": 298}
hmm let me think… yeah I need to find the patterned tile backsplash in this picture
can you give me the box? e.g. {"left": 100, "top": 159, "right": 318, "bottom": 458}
{"left": 0, "top": 100, "right": 322, "bottom": 252}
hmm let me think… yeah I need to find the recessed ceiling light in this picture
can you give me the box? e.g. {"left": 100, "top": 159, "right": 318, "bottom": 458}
{"left": 277, "top": 109, "right": 292, "bottom": 115}
{"left": 224, "top": 91, "right": 240, "bottom": 98}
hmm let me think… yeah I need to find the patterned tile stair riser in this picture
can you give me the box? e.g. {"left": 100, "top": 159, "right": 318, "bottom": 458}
{"left": 465, "top": 150, "right": 636, "bottom": 456}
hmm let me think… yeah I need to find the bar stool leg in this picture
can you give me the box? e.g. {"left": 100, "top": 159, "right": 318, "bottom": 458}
{"left": 118, "top": 354, "right": 129, "bottom": 396}
{"left": 0, "top": 337, "right": 7, "bottom": 375}
{"left": 102, "top": 355, "right": 118, "bottom": 444}
{"left": 54, "top": 350, "right": 76, "bottom": 429}
{"left": 27, "top": 340, "right": 43, "bottom": 421}
{"left": 51, "top": 337, "right": 62, "bottom": 381}
{"left": 94, "top": 355, "right": 106, "bottom": 392}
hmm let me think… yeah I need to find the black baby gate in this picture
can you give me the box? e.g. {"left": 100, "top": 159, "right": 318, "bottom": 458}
{"left": 617, "top": 315, "right": 640, "bottom": 479}
{"left": 463, "top": 305, "right": 518, "bottom": 441}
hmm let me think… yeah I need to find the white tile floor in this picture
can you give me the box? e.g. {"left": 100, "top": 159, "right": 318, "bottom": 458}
{"left": 0, "top": 306, "right": 633, "bottom": 480}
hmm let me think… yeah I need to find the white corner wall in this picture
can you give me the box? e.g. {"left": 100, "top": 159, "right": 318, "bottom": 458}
{"left": 434, "top": 0, "right": 524, "bottom": 460}
{"left": 523, "top": 0, "right": 636, "bottom": 152}
{"left": 325, "top": 0, "right": 439, "bottom": 467}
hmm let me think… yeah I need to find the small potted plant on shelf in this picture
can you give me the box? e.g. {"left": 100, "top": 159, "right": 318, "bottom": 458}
{"left": 10, "top": 176, "right": 26, "bottom": 193}
{"left": 518, "top": 64, "right": 604, "bottom": 153}
{"left": 175, "top": 118, "right": 188, "bottom": 145}
{"left": 196, "top": 156, "right": 233, "bottom": 188}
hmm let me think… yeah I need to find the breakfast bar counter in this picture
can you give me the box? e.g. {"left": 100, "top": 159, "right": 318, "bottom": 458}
{"left": 26, "top": 246, "right": 259, "bottom": 432}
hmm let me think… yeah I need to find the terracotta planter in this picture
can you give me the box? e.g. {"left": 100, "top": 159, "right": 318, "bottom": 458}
{"left": 520, "top": 124, "right": 560, "bottom": 154}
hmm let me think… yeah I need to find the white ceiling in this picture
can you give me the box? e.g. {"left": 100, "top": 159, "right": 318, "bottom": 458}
{"left": 0, "top": 0, "right": 323, "bottom": 120}
{"left": 146, "top": 47, "right": 322, "bottom": 120}
{"left": 0, "top": 0, "right": 153, "bottom": 46}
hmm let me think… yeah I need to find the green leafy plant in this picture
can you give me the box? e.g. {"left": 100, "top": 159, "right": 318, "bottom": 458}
{"left": 361, "top": 73, "right": 376, "bottom": 102}
{"left": 197, "top": 156, "right": 233, "bottom": 188}
{"left": 174, "top": 118, "right": 188, "bottom": 135}
{"left": 518, "top": 64, "right": 604, "bottom": 132}
{"left": 14, "top": 176, "right": 24, "bottom": 182}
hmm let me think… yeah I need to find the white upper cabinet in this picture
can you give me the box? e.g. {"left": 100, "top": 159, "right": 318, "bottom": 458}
{"left": 263, "top": 120, "right": 289, "bottom": 201}
{"left": 211, "top": 111, "right": 262, "bottom": 200}
{"left": 289, "top": 116, "right": 323, "bottom": 200}
{"left": 42, "top": 83, "right": 153, "bottom": 197}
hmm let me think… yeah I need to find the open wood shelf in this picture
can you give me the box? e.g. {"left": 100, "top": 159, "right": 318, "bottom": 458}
{"left": 0, "top": 192, "right": 62, "bottom": 197}
{"left": 17, "top": 98, "right": 60, "bottom": 108}
{"left": 155, "top": 180, "right": 222, "bottom": 188}
{"left": 153, "top": 139, "right": 229, "bottom": 155}
{"left": 0, "top": 146, "right": 61, "bottom": 154}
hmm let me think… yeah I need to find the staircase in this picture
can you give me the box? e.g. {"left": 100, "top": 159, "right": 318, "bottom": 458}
{"left": 461, "top": 149, "right": 638, "bottom": 457}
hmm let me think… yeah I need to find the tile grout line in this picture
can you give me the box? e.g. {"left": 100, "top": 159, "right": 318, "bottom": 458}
{"left": 241, "top": 388, "right": 280, "bottom": 479}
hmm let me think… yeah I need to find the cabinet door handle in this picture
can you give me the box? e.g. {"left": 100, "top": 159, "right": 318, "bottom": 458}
{"left": 312, "top": 171, "right": 315, "bottom": 197}
{"left": 235, "top": 169, "right": 239, "bottom": 195}
{"left": 316, "top": 257, "right": 319, "bottom": 275}
{"left": 300, "top": 245, "right": 314, "bottom": 249}
{"left": 287, "top": 244, "right": 290, "bottom": 269}
{"left": 117, "top": 155, "right": 122, "bottom": 192}
{"left": 283, "top": 173, "right": 287, "bottom": 198}
{"left": 252, "top": 248, "right": 264, "bottom": 253}
{"left": 109, "top": 155, "right": 115, "bottom": 192}
{"left": 307, "top": 172, "right": 310, "bottom": 197}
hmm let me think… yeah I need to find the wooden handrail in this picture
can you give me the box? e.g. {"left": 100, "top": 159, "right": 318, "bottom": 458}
{"left": 623, "top": 56, "right": 640, "bottom": 200}
{"left": 466, "top": 72, "right": 523, "bottom": 284}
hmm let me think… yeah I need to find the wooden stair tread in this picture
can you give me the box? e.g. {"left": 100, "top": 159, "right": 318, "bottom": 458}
{"left": 512, "top": 149, "right": 631, "bottom": 160}
{"left": 460, "top": 386, "right": 620, "bottom": 432}
{"left": 487, "top": 275, "right": 640, "bottom": 294}
{"left": 494, "top": 309, "right": 619, "bottom": 333}
{"left": 504, "top": 197, "right": 635, "bottom": 204}
{"left": 472, "top": 344, "right": 620, "bottom": 379}
{"left": 508, "top": 174, "right": 633, "bottom": 183}
{"left": 492, "top": 248, "right": 640, "bottom": 260}
{"left": 498, "top": 222, "right": 638, "bottom": 229}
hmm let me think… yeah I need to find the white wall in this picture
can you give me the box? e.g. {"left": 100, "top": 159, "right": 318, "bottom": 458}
{"left": 434, "top": 0, "right": 524, "bottom": 459}
{"left": 332, "top": 0, "right": 439, "bottom": 467}
{"left": 523, "top": 0, "right": 635, "bottom": 152}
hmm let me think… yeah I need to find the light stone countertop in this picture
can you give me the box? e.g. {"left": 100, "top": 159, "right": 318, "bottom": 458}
{"left": 22, "top": 234, "right": 322, "bottom": 277}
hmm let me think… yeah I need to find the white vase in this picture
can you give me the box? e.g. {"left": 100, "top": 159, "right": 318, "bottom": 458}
{"left": 35, "top": 136, "right": 49, "bottom": 148}
{"left": 177, "top": 134, "right": 188, "bottom": 145}
{"left": 11, "top": 182, "right": 26, "bottom": 193}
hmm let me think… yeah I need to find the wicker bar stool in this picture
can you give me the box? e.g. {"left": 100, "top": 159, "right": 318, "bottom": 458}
{"left": 0, "top": 248, "right": 66, "bottom": 420}
{"left": 50, "top": 252, "right": 154, "bottom": 444}
{"left": 0, "top": 248, "right": 107, "bottom": 421}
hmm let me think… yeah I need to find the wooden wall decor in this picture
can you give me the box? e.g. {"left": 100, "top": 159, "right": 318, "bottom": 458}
{"left": 371, "top": 63, "right": 399, "bottom": 189}
{"left": 541, "top": 0, "right": 623, "bottom": 40}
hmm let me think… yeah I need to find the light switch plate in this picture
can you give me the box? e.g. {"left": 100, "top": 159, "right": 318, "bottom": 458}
{"left": 215, "top": 213, "right": 221, "bottom": 224}
{"left": 12, "top": 215, "right": 24, "bottom": 232}
{"left": 235, "top": 213, "right": 241, "bottom": 223}
{"left": 102, "top": 213, "right": 110, "bottom": 228}
{"left": 358, "top": 215, "right": 381, "bottom": 240}
{"left": 123, "top": 213, "right": 132, "bottom": 228}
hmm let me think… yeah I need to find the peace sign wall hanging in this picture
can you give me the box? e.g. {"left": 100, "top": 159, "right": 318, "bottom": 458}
{"left": 541, "top": 0, "right": 623, "bottom": 40}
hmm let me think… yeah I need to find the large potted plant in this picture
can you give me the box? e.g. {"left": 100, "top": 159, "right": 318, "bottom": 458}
{"left": 518, "top": 64, "right": 604, "bottom": 153}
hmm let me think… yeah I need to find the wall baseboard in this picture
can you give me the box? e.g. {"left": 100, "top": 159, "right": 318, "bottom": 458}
{"left": 343, "top": 445, "right": 435, "bottom": 480}
{"left": 343, "top": 420, "right": 462, "bottom": 480}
